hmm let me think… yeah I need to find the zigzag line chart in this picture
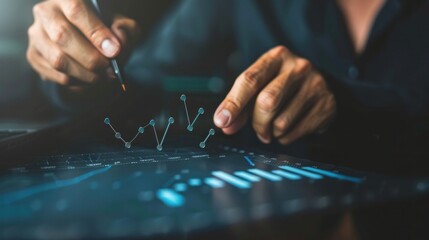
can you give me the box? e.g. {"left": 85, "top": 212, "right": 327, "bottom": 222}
{"left": 104, "top": 94, "right": 215, "bottom": 150}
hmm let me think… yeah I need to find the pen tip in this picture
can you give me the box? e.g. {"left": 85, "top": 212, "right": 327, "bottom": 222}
{"left": 121, "top": 84, "right": 127, "bottom": 92}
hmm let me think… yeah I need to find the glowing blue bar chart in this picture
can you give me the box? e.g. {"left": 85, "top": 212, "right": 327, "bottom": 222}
{"left": 204, "top": 177, "right": 225, "bottom": 188}
{"left": 156, "top": 189, "right": 185, "bottom": 208}
{"left": 279, "top": 166, "right": 323, "bottom": 180}
{"left": 302, "top": 167, "right": 362, "bottom": 183}
{"left": 248, "top": 169, "right": 282, "bottom": 182}
{"left": 272, "top": 170, "right": 301, "bottom": 180}
{"left": 212, "top": 171, "right": 251, "bottom": 189}
{"left": 234, "top": 171, "right": 261, "bottom": 182}
{"left": 174, "top": 183, "right": 187, "bottom": 192}
{"left": 188, "top": 178, "right": 202, "bottom": 186}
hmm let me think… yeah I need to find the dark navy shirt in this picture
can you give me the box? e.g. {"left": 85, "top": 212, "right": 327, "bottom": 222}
{"left": 129, "top": 0, "right": 429, "bottom": 125}
{"left": 44, "top": 0, "right": 429, "bottom": 173}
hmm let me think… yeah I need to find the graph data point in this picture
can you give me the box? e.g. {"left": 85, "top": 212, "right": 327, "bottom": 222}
{"left": 149, "top": 120, "right": 156, "bottom": 126}
{"left": 138, "top": 127, "right": 145, "bottom": 133}
{"left": 168, "top": 117, "right": 175, "bottom": 124}
{"left": 187, "top": 125, "right": 193, "bottom": 132}
{"left": 180, "top": 94, "right": 186, "bottom": 101}
{"left": 199, "top": 142, "right": 206, "bottom": 148}
{"left": 125, "top": 142, "right": 131, "bottom": 148}
{"left": 115, "top": 132, "right": 121, "bottom": 139}
{"left": 104, "top": 118, "right": 110, "bottom": 125}
{"left": 209, "top": 129, "right": 215, "bottom": 135}
{"left": 157, "top": 145, "right": 163, "bottom": 151}
{"left": 198, "top": 108, "right": 205, "bottom": 114}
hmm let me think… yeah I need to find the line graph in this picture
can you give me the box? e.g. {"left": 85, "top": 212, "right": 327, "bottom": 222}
{"left": 104, "top": 94, "right": 215, "bottom": 149}
{"left": 180, "top": 94, "right": 204, "bottom": 131}
{"left": 199, "top": 129, "right": 215, "bottom": 148}
{"left": 104, "top": 117, "right": 174, "bottom": 151}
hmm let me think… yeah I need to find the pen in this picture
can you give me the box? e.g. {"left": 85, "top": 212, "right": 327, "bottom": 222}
{"left": 90, "top": 0, "right": 127, "bottom": 92}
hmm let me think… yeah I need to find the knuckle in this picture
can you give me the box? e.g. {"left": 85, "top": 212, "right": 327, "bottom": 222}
{"left": 256, "top": 90, "right": 279, "bottom": 112}
{"left": 64, "top": 0, "right": 84, "bottom": 21}
{"left": 51, "top": 51, "right": 67, "bottom": 71}
{"left": 32, "top": 3, "right": 45, "bottom": 17}
{"left": 242, "top": 70, "right": 259, "bottom": 89}
{"left": 271, "top": 45, "right": 289, "bottom": 57}
{"left": 27, "top": 25, "right": 36, "bottom": 38}
{"left": 225, "top": 99, "right": 242, "bottom": 113}
{"left": 51, "top": 23, "right": 70, "bottom": 45}
{"left": 274, "top": 116, "right": 289, "bottom": 133}
{"left": 310, "top": 75, "right": 326, "bottom": 89}
{"left": 293, "top": 58, "right": 311, "bottom": 75}
{"left": 57, "top": 75, "right": 70, "bottom": 85}
{"left": 84, "top": 54, "right": 103, "bottom": 71}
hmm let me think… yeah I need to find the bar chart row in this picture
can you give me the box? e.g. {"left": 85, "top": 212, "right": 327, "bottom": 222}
{"left": 156, "top": 165, "right": 363, "bottom": 208}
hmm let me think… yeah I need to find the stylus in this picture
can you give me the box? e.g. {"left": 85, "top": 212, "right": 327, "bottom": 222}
{"left": 90, "top": 0, "right": 127, "bottom": 92}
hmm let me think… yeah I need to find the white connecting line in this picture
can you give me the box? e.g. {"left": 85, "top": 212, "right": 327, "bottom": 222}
{"left": 180, "top": 94, "right": 204, "bottom": 131}
{"left": 103, "top": 94, "right": 217, "bottom": 149}
{"left": 104, "top": 117, "right": 174, "bottom": 151}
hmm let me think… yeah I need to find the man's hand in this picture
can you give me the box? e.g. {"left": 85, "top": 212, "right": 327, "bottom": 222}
{"left": 27, "top": 0, "right": 140, "bottom": 87}
{"left": 214, "top": 46, "right": 337, "bottom": 145}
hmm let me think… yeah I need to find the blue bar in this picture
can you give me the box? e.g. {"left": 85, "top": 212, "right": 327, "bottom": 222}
{"left": 272, "top": 170, "right": 301, "bottom": 180}
{"left": 234, "top": 171, "right": 261, "bottom": 182}
{"left": 204, "top": 177, "right": 225, "bottom": 188}
{"left": 188, "top": 178, "right": 201, "bottom": 186}
{"left": 302, "top": 167, "right": 362, "bottom": 183}
{"left": 279, "top": 166, "right": 323, "bottom": 180}
{"left": 212, "top": 171, "right": 251, "bottom": 189}
{"left": 156, "top": 189, "right": 185, "bottom": 208}
{"left": 248, "top": 169, "right": 282, "bottom": 182}
{"left": 174, "top": 183, "right": 187, "bottom": 192}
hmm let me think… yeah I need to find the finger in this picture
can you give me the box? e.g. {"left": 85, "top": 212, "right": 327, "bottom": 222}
{"left": 30, "top": 25, "right": 100, "bottom": 84}
{"left": 214, "top": 46, "right": 287, "bottom": 129}
{"left": 273, "top": 73, "right": 325, "bottom": 138}
{"left": 221, "top": 110, "right": 249, "bottom": 135}
{"left": 58, "top": 0, "right": 121, "bottom": 57}
{"left": 27, "top": 47, "right": 70, "bottom": 85}
{"left": 34, "top": 5, "right": 110, "bottom": 71}
{"left": 111, "top": 15, "right": 140, "bottom": 46}
{"left": 252, "top": 59, "right": 310, "bottom": 143}
{"left": 277, "top": 97, "right": 335, "bottom": 145}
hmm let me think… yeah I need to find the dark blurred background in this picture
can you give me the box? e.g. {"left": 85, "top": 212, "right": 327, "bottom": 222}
{"left": 0, "top": 0, "right": 42, "bottom": 118}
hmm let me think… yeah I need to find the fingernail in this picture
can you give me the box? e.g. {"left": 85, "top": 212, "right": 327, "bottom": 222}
{"left": 101, "top": 39, "right": 119, "bottom": 57}
{"left": 106, "top": 67, "right": 116, "bottom": 79}
{"left": 214, "top": 109, "right": 231, "bottom": 128}
{"left": 256, "top": 133, "right": 271, "bottom": 144}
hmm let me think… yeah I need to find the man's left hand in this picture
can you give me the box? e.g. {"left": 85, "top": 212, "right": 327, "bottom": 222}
{"left": 213, "top": 46, "right": 337, "bottom": 145}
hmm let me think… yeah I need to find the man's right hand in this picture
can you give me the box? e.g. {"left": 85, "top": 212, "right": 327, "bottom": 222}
{"left": 27, "top": 0, "right": 140, "bottom": 87}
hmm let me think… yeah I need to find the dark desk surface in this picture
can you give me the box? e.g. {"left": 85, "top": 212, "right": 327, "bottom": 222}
{"left": 1, "top": 135, "right": 429, "bottom": 240}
